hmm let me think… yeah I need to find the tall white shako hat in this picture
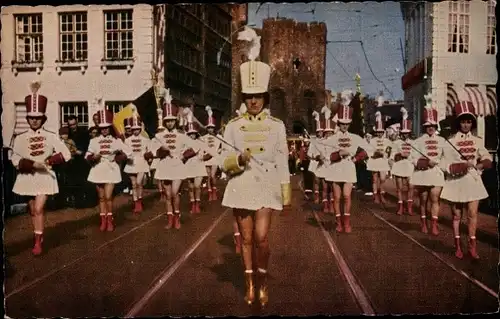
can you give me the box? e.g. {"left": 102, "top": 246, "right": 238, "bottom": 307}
{"left": 321, "top": 105, "right": 335, "bottom": 132}
{"left": 312, "top": 110, "right": 323, "bottom": 132}
{"left": 124, "top": 117, "right": 132, "bottom": 129}
{"left": 422, "top": 93, "right": 438, "bottom": 126}
{"left": 162, "top": 88, "right": 178, "bottom": 120}
{"left": 25, "top": 81, "right": 48, "bottom": 117}
{"left": 454, "top": 87, "right": 477, "bottom": 120}
{"left": 130, "top": 106, "right": 142, "bottom": 129}
{"left": 238, "top": 26, "right": 270, "bottom": 95}
{"left": 95, "top": 97, "right": 113, "bottom": 128}
{"left": 374, "top": 111, "right": 385, "bottom": 132}
{"left": 185, "top": 108, "right": 199, "bottom": 134}
{"left": 400, "top": 107, "right": 412, "bottom": 133}
{"left": 205, "top": 105, "right": 216, "bottom": 128}
{"left": 337, "top": 90, "right": 353, "bottom": 124}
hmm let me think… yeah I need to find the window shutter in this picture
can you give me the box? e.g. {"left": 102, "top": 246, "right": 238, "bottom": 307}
{"left": 14, "top": 103, "right": 29, "bottom": 135}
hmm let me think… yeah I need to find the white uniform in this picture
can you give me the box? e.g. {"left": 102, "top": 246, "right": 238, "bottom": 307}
{"left": 199, "top": 133, "right": 222, "bottom": 167}
{"left": 220, "top": 112, "right": 290, "bottom": 211}
{"left": 87, "top": 135, "right": 133, "bottom": 184}
{"left": 366, "top": 136, "right": 392, "bottom": 172}
{"left": 11, "top": 128, "right": 72, "bottom": 196}
{"left": 150, "top": 158, "right": 160, "bottom": 171}
{"left": 312, "top": 138, "right": 330, "bottom": 179}
{"left": 150, "top": 129, "right": 192, "bottom": 181}
{"left": 306, "top": 137, "right": 320, "bottom": 175}
{"left": 323, "top": 131, "right": 374, "bottom": 183}
{"left": 390, "top": 138, "right": 415, "bottom": 177}
{"left": 124, "top": 135, "right": 152, "bottom": 174}
{"left": 183, "top": 137, "right": 210, "bottom": 178}
{"left": 440, "top": 132, "right": 490, "bottom": 202}
{"left": 409, "top": 133, "right": 446, "bottom": 187}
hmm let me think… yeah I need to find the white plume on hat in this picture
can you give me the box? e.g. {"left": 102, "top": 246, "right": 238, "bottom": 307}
{"left": 341, "top": 90, "right": 353, "bottom": 106}
{"left": 163, "top": 88, "right": 172, "bottom": 104}
{"left": 332, "top": 113, "right": 338, "bottom": 122}
{"left": 400, "top": 106, "right": 408, "bottom": 120}
{"left": 186, "top": 108, "right": 194, "bottom": 123}
{"left": 237, "top": 26, "right": 261, "bottom": 61}
{"left": 205, "top": 105, "right": 213, "bottom": 117}
{"left": 321, "top": 105, "right": 331, "bottom": 120}
{"left": 375, "top": 111, "right": 382, "bottom": 121}
{"left": 377, "top": 91, "right": 384, "bottom": 107}
{"left": 312, "top": 110, "right": 320, "bottom": 121}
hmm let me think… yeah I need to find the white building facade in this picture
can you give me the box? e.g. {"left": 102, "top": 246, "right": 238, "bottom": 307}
{"left": 401, "top": 0, "right": 497, "bottom": 149}
{"left": 1, "top": 4, "right": 157, "bottom": 146}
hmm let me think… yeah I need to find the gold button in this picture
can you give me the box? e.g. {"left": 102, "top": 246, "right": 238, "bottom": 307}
{"left": 246, "top": 148, "right": 250, "bottom": 151}
{"left": 260, "top": 147, "right": 264, "bottom": 151}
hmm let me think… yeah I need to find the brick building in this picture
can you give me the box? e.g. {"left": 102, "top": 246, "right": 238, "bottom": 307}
{"left": 232, "top": 17, "right": 327, "bottom": 133}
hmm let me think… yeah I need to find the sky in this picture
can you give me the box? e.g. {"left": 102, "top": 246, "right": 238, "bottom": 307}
{"left": 247, "top": 2, "right": 405, "bottom": 101}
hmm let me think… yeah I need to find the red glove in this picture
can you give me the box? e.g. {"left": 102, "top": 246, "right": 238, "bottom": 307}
{"left": 330, "top": 151, "right": 341, "bottom": 163}
{"left": 449, "top": 162, "right": 469, "bottom": 176}
{"left": 182, "top": 148, "right": 197, "bottom": 164}
{"left": 114, "top": 152, "right": 127, "bottom": 163}
{"left": 156, "top": 147, "right": 170, "bottom": 159}
{"left": 416, "top": 157, "right": 430, "bottom": 170}
{"left": 371, "top": 151, "right": 384, "bottom": 159}
{"left": 480, "top": 159, "right": 493, "bottom": 170}
{"left": 202, "top": 154, "right": 213, "bottom": 161}
{"left": 86, "top": 154, "right": 101, "bottom": 166}
{"left": 46, "top": 152, "right": 66, "bottom": 166}
{"left": 354, "top": 150, "right": 368, "bottom": 162}
{"left": 144, "top": 151, "right": 154, "bottom": 161}
{"left": 394, "top": 153, "right": 403, "bottom": 162}
{"left": 18, "top": 158, "right": 35, "bottom": 174}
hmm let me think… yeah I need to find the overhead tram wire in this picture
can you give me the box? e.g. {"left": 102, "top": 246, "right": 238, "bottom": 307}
{"left": 326, "top": 46, "right": 352, "bottom": 80}
{"left": 359, "top": 41, "right": 395, "bottom": 99}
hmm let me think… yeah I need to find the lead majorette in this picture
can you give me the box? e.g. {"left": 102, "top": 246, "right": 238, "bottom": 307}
{"left": 324, "top": 98, "right": 373, "bottom": 233}
{"left": 409, "top": 95, "right": 446, "bottom": 235}
{"left": 86, "top": 98, "right": 133, "bottom": 232}
{"left": 183, "top": 108, "right": 213, "bottom": 214}
{"left": 320, "top": 105, "right": 337, "bottom": 214}
{"left": 390, "top": 107, "right": 415, "bottom": 215}
{"left": 123, "top": 108, "right": 154, "bottom": 215}
{"left": 200, "top": 105, "right": 223, "bottom": 201}
{"left": 151, "top": 89, "right": 197, "bottom": 230}
{"left": 306, "top": 110, "right": 324, "bottom": 204}
{"left": 366, "top": 111, "right": 392, "bottom": 204}
{"left": 440, "top": 99, "right": 492, "bottom": 259}
{"left": 11, "top": 81, "right": 72, "bottom": 256}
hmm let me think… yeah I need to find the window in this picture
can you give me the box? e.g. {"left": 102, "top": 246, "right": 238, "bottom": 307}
{"left": 14, "top": 14, "right": 43, "bottom": 62}
{"left": 448, "top": 0, "right": 469, "bottom": 53}
{"left": 60, "top": 102, "right": 89, "bottom": 127}
{"left": 14, "top": 103, "right": 29, "bottom": 135}
{"left": 104, "top": 10, "right": 133, "bottom": 60}
{"left": 59, "top": 12, "right": 88, "bottom": 61}
{"left": 105, "top": 101, "right": 129, "bottom": 114}
{"left": 487, "top": 1, "right": 496, "bottom": 55}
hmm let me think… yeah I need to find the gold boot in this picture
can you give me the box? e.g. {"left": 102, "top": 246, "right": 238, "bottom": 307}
{"left": 257, "top": 270, "right": 269, "bottom": 307}
{"left": 244, "top": 271, "right": 255, "bottom": 305}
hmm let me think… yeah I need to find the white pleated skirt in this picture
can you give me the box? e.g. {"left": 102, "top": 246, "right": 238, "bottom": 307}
{"left": 440, "top": 170, "right": 488, "bottom": 203}
{"left": 410, "top": 166, "right": 445, "bottom": 187}
{"left": 13, "top": 170, "right": 59, "bottom": 196}
{"left": 367, "top": 158, "right": 390, "bottom": 172}
{"left": 391, "top": 159, "right": 414, "bottom": 178}
{"left": 184, "top": 158, "right": 208, "bottom": 178}
{"left": 88, "top": 160, "right": 122, "bottom": 184}
{"left": 154, "top": 157, "right": 188, "bottom": 181}
{"left": 124, "top": 156, "right": 150, "bottom": 174}
{"left": 324, "top": 159, "right": 357, "bottom": 183}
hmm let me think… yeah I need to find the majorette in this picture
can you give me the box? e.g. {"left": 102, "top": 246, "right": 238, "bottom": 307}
{"left": 409, "top": 93, "right": 446, "bottom": 235}
{"left": 86, "top": 97, "right": 133, "bottom": 232}
{"left": 11, "top": 81, "right": 72, "bottom": 256}
{"left": 200, "top": 105, "right": 223, "bottom": 201}
{"left": 307, "top": 110, "right": 323, "bottom": 204}
{"left": 390, "top": 107, "right": 415, "bottom": 215}
{"left": 366, "top": 110, "right": 392, "bottom": 204}
{"left": 318, "top": 105, "right": 336, "bottom": 214}
{"left": 123, "top": 107, "right": 153, "bottom": 214}
{"left": 440, "top": 95, "right": 492, "bottom": 259}
{"left": 324, "top": 93, "right": 373, "bottom": 233}
{"left": 220, "top": 25, "right": 290, "bottom": 307}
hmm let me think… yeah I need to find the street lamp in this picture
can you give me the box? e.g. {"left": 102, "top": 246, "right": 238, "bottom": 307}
{"left": 217, "top": 23, "right": 257, "bottom": 66}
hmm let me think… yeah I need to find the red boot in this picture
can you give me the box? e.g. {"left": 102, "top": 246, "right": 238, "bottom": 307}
{"left": 335, "top": 215, "right": 343, "bottom": 232}
{"left": 174, "top": 213, "right": 181, "bottom": 229}
{"left": 329, "top": 200, "right": 335, "bottom": 215}
{"left": 106, "top": 215, "right": 115, "bottom": 232}
{"left": 396, "top": 202, "right": 404, "bottom": 215}
{"left": 137, "top": 199, "right": 144, "bottom": 212}
{"left": 133, "top": 200, "right": 140, "bottom": 214}
{"left": 207, "top": 189, "right": 213, "bottom": 201}
{"left": 373, "top": 193, "right": 380, "bottom": 204}
{"left": 343, "top": 215, "right": 352, "bottom": 233}
{"left": 431, "top": 218, "right": 439, "bottom": 236}
{"left": 190, "top": 201, "right": 196, "bottom": 214}
{"left": 234, "top": 233, "right": 242, "bottom": 254}
{"left": 32, "top": 233, "right": 43, "bottom": 256}
{"left": 195, "top": 200, "right": 201, "bottom": 214}
{"left": 468, "top": 237, "right": 479, "bottom": 259}
{"left": 165, "top": 214, "right": 174, "bottom": 229}
{"left": 323, "top": 200, "right": 329, "bottom": 213}
{"left": 212, "top": 187, "right": 218, "bottom": 200}
{"left": 406, "top": 200, "right": 414, "bottom": 216}
{"left": 420, "top": 217, "right": 428, "bottom": 233}
{"left": 454, "top": 237, "right": 463, "bottom": 259}
{"left": 99, "top": 215, "right": 107, "bottom": 231}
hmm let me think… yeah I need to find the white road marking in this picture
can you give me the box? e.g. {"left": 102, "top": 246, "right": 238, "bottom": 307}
{"left": 125, "top": 208, "right": 230, "bottom": 317}
{"left": 6, "top": 212, "right": 166, "bottom": 299}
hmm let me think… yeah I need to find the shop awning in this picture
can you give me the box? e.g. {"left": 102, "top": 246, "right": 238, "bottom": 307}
{"left": 446, "top": 84, "right": 458, "bottom": 117}
{"left": 464, "top": 85, "right": 487, "bottom": 116}
{"left": 486, "top": 86, "right": 497, "bottom": 116}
